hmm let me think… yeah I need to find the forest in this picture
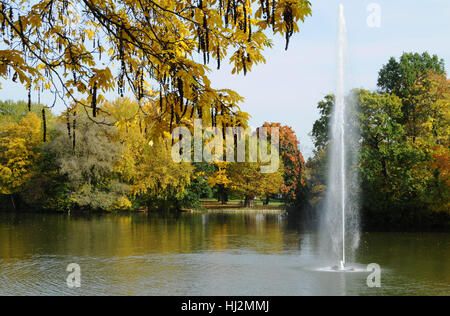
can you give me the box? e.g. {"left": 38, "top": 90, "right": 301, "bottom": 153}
{"left": 0, "top": 98, "right": 307, "bottom": 212}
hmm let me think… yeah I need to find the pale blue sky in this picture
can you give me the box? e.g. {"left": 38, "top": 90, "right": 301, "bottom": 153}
{"left": 1, "top": 0, "right": 449, "bottom": 157}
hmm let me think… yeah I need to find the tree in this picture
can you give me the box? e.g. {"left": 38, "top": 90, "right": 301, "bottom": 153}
{"left": 0, "top": 0, "right": 312, "bottom": 129}
{"left": 357, "top": 90, "right": 409, "bottom": 208}
{"left": 378, "top": 52, "right": 445, "bottom": 98}
{"left": 311, "top": 95, "right": 334, "bottom": 150}
{"left": 105, "top": 98, "right": 194, "bottom": 210}
{"left": 408, "top": 73, "right": 450, "bottom": 144}
{"left": 408, "top": 74, "right": 450, "bottom": 213}
{"left": 307, "top": 95, "right": 335, "bottom": 209}
{"left": 0, "top": 112, "right": 42, "bottom": 209}
{"left": 355, "top": 89, "right": 450, "bottom": 226}
{"left": 305, "top": 149, "right": 327, "bottom": 207}
{"left": 378, "top": 52, "right": 446, "bottom": 137}
{"left": 226, "top": 161, "right": 284, "bottom": 207}
{"left": 207, "top": 162, "right": 232, "bottom": 204}
{"left": 44, "top": 114, "right": 131, "bottom": 211}
{"left": 263, "top": 122, "right": 307, "bottom": 206}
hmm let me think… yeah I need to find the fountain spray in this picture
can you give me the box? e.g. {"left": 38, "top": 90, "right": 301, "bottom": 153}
{"left": 320, "top": 4, "right": 360, "bottom": 271}
{"left": 338, "top": 3, "right": 347, "bottom": 270}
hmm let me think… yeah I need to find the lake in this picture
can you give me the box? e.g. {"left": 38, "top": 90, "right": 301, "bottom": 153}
{"left": 0, "top": 212, "right": 449, "bottom": 296}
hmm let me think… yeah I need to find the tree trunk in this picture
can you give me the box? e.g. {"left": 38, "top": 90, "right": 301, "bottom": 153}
{"left": 244, "top": 196, "right": 255, "bottom": 208}
{"left": 264, "top": 195, "right": 270, "bottom": 206}
{"left": 223, "top": 191, "right": 229, "bottom": 205}
{"left": 218, "top": 185, "right": 228, "bottom": 205}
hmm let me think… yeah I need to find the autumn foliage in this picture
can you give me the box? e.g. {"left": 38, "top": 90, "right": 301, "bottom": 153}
{"left": 263, "top": 123, "right": 307, "bottom": 206}
{"left": 0, "top": 0, "right": 311, "bottom": 133}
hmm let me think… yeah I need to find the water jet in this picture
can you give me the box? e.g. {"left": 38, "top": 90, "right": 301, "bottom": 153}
{"left": 319, "top": 3, "right": 360, "bottom": 272}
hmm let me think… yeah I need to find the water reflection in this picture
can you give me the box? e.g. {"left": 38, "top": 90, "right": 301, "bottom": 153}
{"left": 0, "top": 212, "right": 449, "bottom": 296}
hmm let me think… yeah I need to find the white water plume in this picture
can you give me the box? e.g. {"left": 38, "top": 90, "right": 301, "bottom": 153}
{"left": 319, "top": 4, "right": 360, "bottom": 269}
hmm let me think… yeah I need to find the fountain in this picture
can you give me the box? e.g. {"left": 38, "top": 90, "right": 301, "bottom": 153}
{"left": 319, "top": 4, "right": 360, "bottom": 272}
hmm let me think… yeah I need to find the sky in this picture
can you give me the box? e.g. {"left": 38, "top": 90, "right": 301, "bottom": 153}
{"left": 1, "top": 0, "right": 450, "bottom": 158}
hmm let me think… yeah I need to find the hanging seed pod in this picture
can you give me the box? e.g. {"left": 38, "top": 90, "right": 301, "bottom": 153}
{"left": 242, "top": 51, "right": 247, "bottom": 75}
{"left": 203, "top": 13, "right": 209, "bottom": 61}
{"left": 91, "top": 82, "right": 98, "bottom": 117}
{"left": 121, "top": 58, "right": 126, "bottom": 97}
{"left": 159, "top": 89, "right": 163, "bottom": 112}
{"left": 67, "top": 115, "right": 71, "bottom": 139}
{"left": 248, "top": 15, "right": 252, "bottom": 42}
{"left": 217, "top": 46, "right": 221, "bottom": 70}
{"left": 0, "top": 4, "right": 4, "bottom": 34}
{"left": 283, "top": 5, "right": 294, "bottom": 50}
{"left": 42, "top": 109, "right": 47, "bottom": 143}
{"left": 225, "top": 1, "right": 231, "bottom": 27}
{"left": 233, "top": 0, "right": 237, "bottom": 25}
{"left": 72, "top": 112, "right": 77, "bottom": 154}
{"left": 1, "top": 12, "right": 5, "bottom": 35}
{"left": 170, "top": 106, "right": 174, "bottom": 132}
{"left": 129, "top": 61, "right": 133, "bottom": 74}
{"left": 243, "top": 5, "right": 247, "bottom": 32}
{"left": 265, "top": 0, "right": 270, "bottom": 22}
{"left": 18, "top": 15, "right": 26, "bottom": 51}
{"left": 139, "top": 72, "right": 144, "bottom": 101}
{"left": 272, "top": 0, "right": 276, "bottom": 27}
{"left": 27, "top": 84, "right": 31, "bottom": 111}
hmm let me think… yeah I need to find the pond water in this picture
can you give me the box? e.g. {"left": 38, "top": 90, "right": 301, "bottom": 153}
{"left": 0, "top": 212, "right": 449, "bottom": 296}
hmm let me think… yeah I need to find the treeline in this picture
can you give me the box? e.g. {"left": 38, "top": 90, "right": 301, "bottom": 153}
{"left": 307, "top": 52, "right": 450, "bottom": 230}
{"left": 0, "top": 99, "right": 307, "bottom": 212}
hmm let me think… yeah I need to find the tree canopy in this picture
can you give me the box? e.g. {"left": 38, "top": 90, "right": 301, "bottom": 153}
{"left": 0, "top": 0, "right": 312, "bottom": 129}
{"left": 0, "top": 113, "right": 42, "bottom": 197}
{"left": 378, "top": 52, "right": 445, "bottom": 98}
{"left": 308, "top": 53, "right": 449, "bottom": 229}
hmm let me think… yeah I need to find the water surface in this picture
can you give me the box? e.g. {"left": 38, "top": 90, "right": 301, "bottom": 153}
{"left": 0, "top": 212, "right": 449, "bottom": 296}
